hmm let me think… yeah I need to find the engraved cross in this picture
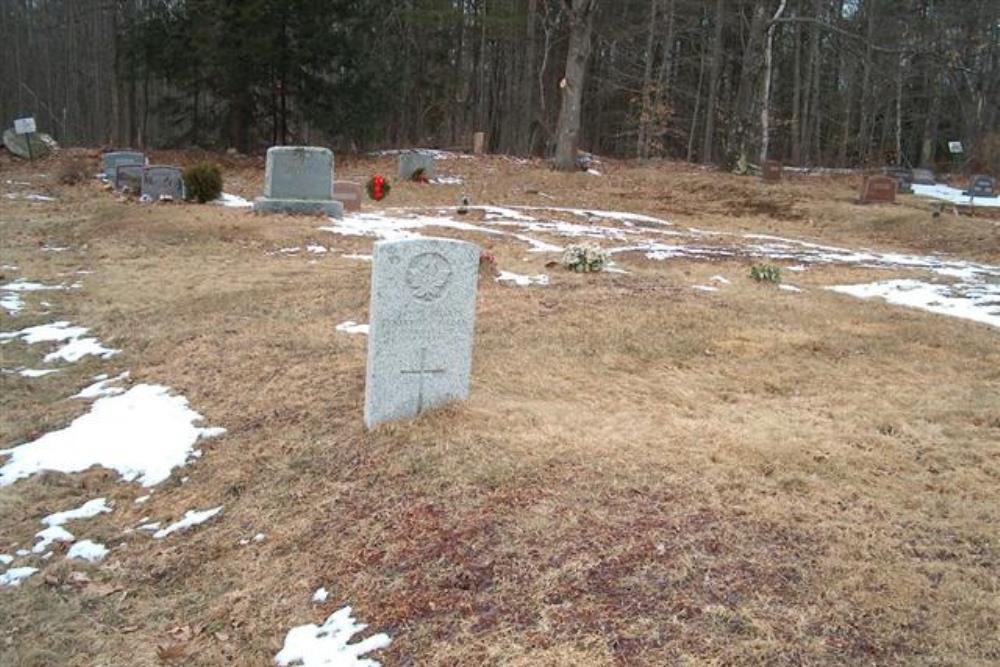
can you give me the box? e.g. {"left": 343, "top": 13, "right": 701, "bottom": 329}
{"left": 400, "top": 347, "right": 445, "bottom": 414}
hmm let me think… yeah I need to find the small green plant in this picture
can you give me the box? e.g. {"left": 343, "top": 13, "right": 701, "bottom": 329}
{"left": 561, "top": 243, "right": 610, "bottom": 273}
{"left": 749, "top": 263, "right": 782, "bottom": 284}
{"left": 182, "top": 163, "right": 223, "bottom": 203}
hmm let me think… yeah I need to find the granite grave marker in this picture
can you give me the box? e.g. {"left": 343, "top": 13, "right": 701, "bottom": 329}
{"left": 364, "top": 237, "right": 479, "bottom": 428}
{"left": 964, "top": 174, "right": 996, "bottom": 198}
{"left": 332, "top": 180, "right": 363, "bottom": 213}
{"left": 114, "top": 164, "right": 144, "bottom": 192}
{"left": 141, "top": 166, "right": 185, "bottom": 201}
{"left": 253, "top": 146, "right": 343, "bottom": 218}
{"left": 910, "top": 168, "right": 936, "bottom": 186}
{"left": 103, "top": 151, "right": 146, "bottom": 180}
{"left": 398, "top": 151, "right": 435, "bottom": 181}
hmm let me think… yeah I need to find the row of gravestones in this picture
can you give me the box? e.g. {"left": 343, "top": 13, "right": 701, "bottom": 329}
{"left": 103, "top": 151, "right": 186, "bottom": 201}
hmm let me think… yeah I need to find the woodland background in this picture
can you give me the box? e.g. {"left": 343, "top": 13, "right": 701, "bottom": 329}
{"left": 2, "top": 0, "right": 998, "bottom": 171}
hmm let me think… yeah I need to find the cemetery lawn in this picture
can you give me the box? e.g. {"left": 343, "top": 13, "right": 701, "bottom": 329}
{"left": 1, "top": 150, "right": 998, "bottom": 666}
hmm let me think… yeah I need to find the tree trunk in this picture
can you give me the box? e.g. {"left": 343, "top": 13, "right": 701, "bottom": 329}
{"left": 791, "top": 10, "right": 801, "bottom": 165}
{"left": 553, "top": 0, "right": 598, "bottom": 171}
{"left": 700, "top": 0, "right": 724, "bottom": 164}
{"left": 636, "top": 0, "right": 658, "bottom": 159}
{"left": 760, "top": 0, "right": 788, "bottom": 165}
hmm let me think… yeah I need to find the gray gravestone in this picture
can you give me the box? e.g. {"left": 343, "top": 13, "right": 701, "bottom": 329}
{"left": 882, "top": 167, "right": 913, "bottom": 193}
{"left": 364, "top": 237, "right": 479, "bottom": 428}
{"left": 114, "top": 164, "right": 144, "bottom": 192}
{"left": 910, "top": 168, "right": 936, "bottom": 186}
{"left": 398, "top": 151, "right": 435, "bottom": 181}
{"left": 253, "top": 146, "right": 343, "bottom": 217}
{"left": 964, "top": 174, "right": 996, "bottom": 198}
{"left": 332, "top": 180, "right": 363, "bottom": 213}
{"left": 103, "top": 151, "right": 146, "bottom": 179}
{"left": 141, "top": 166, "right": 185, "bottom": 200}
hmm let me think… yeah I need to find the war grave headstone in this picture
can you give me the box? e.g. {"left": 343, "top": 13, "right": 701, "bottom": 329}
{"left": 253, "top": 146, "right": 343, "bottom": 218}
{"left": 398, "top": 151, "right": 435, "bottom": 181}
{"left": 761, "top": 160, "right": 782, "bottom": 182}
{"left": 141, "top": 166, "right": 185, "bottom": 201}
{"left": 859, "top": 175, "right": 896, "bottom": 204}
{"left": 882, "top": 167, "right": 913, "bottom": 194}
{"left": 103, "top": 151, "right": 146, "bottom": 180}
{"left": 364, "top": 237, "right": 479, "bottom": 429}
{"left": 333, "top": 181, "right": 363, "bottom": 213}
{"left": 114, "top": 164, "right": 144, "bottom": 193}
{"left": 964, "top": 174, "right": 996, "bottom": 198}
{"left": 911, "top": 168, "right": 936, "bottom": 186}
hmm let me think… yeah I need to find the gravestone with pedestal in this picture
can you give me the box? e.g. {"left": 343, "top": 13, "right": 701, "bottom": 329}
{"left": 332, "top": 181, "right": 363, "bottom": 213}
{"left": 114, "top": 164, "right": 144, "bottom": 193}
{"left": 761, "top": 160, "right": 782, "bottom": 182}
{"left": 253, "top": 146, "right": 343, "bottom": 218}
{"left": 103, "top": 151, "right": 146, "bottom": 180}
{"left": 964, "top": 174, "right": 996, "bottom": 198}
{"left": 910, "top": 168, "right": 936, "bottom": 186}
{"left": 141, "top": 166, "right": 185, "bottom": 201}
{"left": 859, "top": 175, "right": 897, "bottom": 204}
{"left": 364, "top": 237, "right": 479, "bottom": 429}
{"left": 398, "top": 151, "right": 435, "bottom": 181}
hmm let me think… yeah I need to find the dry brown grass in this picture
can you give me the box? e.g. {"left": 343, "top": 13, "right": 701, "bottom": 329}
{"left": 0, "top": 150, "right": 998, "bottom": 666}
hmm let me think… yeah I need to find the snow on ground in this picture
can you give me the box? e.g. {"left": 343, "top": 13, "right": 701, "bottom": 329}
{"left": 911, "top": 183, "right": 1000, "bottom": 208}
{"left": 1, "top": 293, "right": 23, "bottom": 314}
{"left": 0, "top": 385, "right": 225, "bottom": 487}
{"left": 692, "top": 285, "right": 719, "bottom": 292}
{"left": 43, "top": 498, "right": 112, "bottom": 526}
{"left": 2, "top": 279, "right": 76, "bottom": 293}
{"left": 828, "top": 279, "right": 1000, "bottom": 328}
{"left": 429, "top": 176, "right": 464, "bottom": 185}
{"left": 0, "top": 567, "right": 38, "bottom": 587}
{"left": 335, "top": 321, "right": 369, "bottom": 335}
{"left": 1, "top": 320, "right": 119, "bottom": 363}
{"left": 275, "top": 606, "right": 391, "bottom": 667}
{"left": 779, "top": 285, "right": 804, "bottom": 293}
{"left": 312, "top": 587, "right": 330, "bottom": 603}
{"left": 73, "top": 372, "right": 130, "bottom": 399}
{"left": 66, "top": 540, "right": 109, "bottom": 563}
{"left": 307, "top": 244, "right": 329, "bottom": 254}
{"left": 343, "top": 254, "right": 372, "bottom": 262}
{"left": 496, "top": 271, "right": 549, "bottom": 287}
{"left": 19, "top": 368, "right": 60, "bottom": 378}
{"left": 33, "top": 525, "right": 74, "bottom": 553}
{"left": 152, "top": 506, "right": 223, "bottom": 539}
{"left": 44, "top": 336, "right": 118, "bottom": 363}
{"left": 214, "top": 192, "right": 253, "bottom": 208}
{"left": 4, "top": 193, "right": 56, "bottom": 202}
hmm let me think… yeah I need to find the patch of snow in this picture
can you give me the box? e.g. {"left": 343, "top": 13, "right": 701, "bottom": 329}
{"left": 137, "top": 522, "right": 160, "bottom": 532}
{"left": 779, "top": 284, "right": 804, "bottom": 293}
{"left": 66, "top": 540, "right": 108, "bottom": 563}
{"left": 828, "top": 279, "right": 1000, "bottom": 328}
{"left": 0, "top": 384, "right": 226, "bottom": 488}
{"left": 496, "top": 271, "right": 549, "bottom": 287}
{"left": 33, "top": 525, "right": 74, "bottom": 553}
{"left": 709, "top": 275, "right": 731, "bottom": 285}
{"left": 43, "top": 498, "right": 112, "bottom": 527}
{"left": 73, "top": 372, "right": 129, "bottom": 399}
{"left": 275, "top": 606, "right": 391, "bottom": 667}
{"left": 134, "top": 495, "right": 151, "bottom": 505}
{"left": 214, "top": 192, "right": 253, "bottom": 208}
{"left": 586, "top": 169, "right": 602, "bottom": 176}
{"left": 44, "top": 337, "right": 118, "bottom": 363}
{"left": 1, "top": 293, "right": 23, "bottom": 314}
{"left": 280, "top": 247, "right": 301, "bottom": 254}
{"left": 312, "top": 587, "right": 329, "bottom": 603}
{"left": 911, "top": 183, "right": 1000, "bottom": 208}
{"left": 5, "top": 193, "right": 56, "bottom": 202}
{"left": 335, "top": 321, "right": 369, "bottom": 335}
{"left": 786, "top": 265, "right": 808, "bottom": 272}
{"left": 0, "top": 567, "right": 38, "bottom": 587}
{"left": 429, "top": 176, "right": 463, "bottom": 185}
{"left": 152, "top": 506, "right": 223, "bottom": 539}
{"left": 41, "top": 245, "right": 69, "bottom": 253}
{"left": 0, "top": 554, "right": 12, "bottom": 566}
{"left": 343, "top": 254, "right": 372, "bottom": 262}
{"left": 307, "top": 245, "right": 328, "bottom": 254}
{"left": 692, "top": 285, "right": 719, "bottom": 292}
{"left": 0, "top": 321, "right": 88, "bottom": 343}
{"left": 18, "top": 368, "right": 60, "bottom": 378}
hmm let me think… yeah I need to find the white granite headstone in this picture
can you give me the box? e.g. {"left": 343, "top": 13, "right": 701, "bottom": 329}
{"left": 364, "top": 237, "right": 479, "bottom": 428}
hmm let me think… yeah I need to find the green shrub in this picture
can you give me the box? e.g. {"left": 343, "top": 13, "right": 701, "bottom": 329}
{"left": 749, "top": 263, "right": 782, "bottom": 284}
{"left": 561, "top": 243, "right": 610, "bottom": 272}
{"left": 183, "top": 163, "right": 223, "bottom": 203}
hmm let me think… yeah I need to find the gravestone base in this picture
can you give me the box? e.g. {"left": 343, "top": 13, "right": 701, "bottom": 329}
{"left": 253, "top": 197, "right": 344, "bottom": 218}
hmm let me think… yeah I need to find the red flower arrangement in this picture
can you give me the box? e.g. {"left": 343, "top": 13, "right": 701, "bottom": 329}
{"left": 366, "top": 174, "right": 391, "bottom": 201}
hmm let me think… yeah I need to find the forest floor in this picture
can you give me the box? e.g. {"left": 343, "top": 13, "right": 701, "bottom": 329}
{"left": 1, "top": 148, "right": 998, "bottom": 666}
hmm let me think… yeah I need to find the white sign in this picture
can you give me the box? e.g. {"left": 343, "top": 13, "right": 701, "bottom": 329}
{"left": 948, "top": 141, "right": 963, "bottom": 154}
{"left": 13, "top": 117, "right": 36, "bottom": 134}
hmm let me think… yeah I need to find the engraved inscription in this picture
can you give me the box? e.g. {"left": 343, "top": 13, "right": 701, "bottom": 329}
{"left": 406, "top": 252, "right": 453, "bottom": 302}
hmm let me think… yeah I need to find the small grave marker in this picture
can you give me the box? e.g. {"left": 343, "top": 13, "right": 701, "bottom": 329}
{"left": 114, "top": 164, "right": 144, "bottom": 192}
{"left": 859, "top": 175, "right": 896, "bottom": 204}
{"left": 332, "top": 181, "right": 363, "bottom": 213}
{"left": 398, "top": 151, "right": 435, "bottom": 181}
{"left": 364, "top": 237, "right": 479, "bottom": 428}
{"left": 141, "top": 166, "right": 185, "bottom": 201}
{"left": 964, "top": 174, "right": 996, "bottom": 198}
{"left": 103, "top": 151, "right": 146, "bottom": 180}
{"left": 473, "top": 132, "right": 486, "bottom": 155}
{"left": 253, "top": 146, "right": 343, "bottom": 218}
{"left": 761, "top": 160, "right": 782, "bottom": 182}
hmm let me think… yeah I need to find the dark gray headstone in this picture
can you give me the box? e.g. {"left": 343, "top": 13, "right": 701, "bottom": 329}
{"left": 964, "top": 174, "right": 996, "bottom": 198}
{"left": 114, "top": 164, "right": 144, "bottom": 192}
{"left": 141, "top": 166, "right": 185, "bottom": 201}
{"left": 398, "top": 151, "right": 435, "bottom": 181}
{"left": 103, "top": 151, "right": 145, "bottom": 179}
{"left": 910, "top": 168, "right": 936, "bottom": 186}
{"left": 364, "top": 237, "right": 479, "bottom": 428}
{"left": 253, "top": 146, "right": 343, "bottom": 217}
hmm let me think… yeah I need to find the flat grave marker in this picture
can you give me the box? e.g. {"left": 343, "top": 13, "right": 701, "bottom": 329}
{"left": 364, "top": 237, "right": 479, "bottom": 428}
